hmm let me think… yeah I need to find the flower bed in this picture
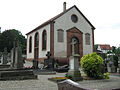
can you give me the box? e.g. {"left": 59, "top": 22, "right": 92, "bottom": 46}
{"left": 48, "top": 77, "right": 69, "bottom": 82}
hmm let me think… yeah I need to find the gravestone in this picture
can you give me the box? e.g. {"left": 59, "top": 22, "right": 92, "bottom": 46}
{"left": 107, "top": 61, "right": 116, "bottom": 73}
{"left": 32, "top": 59, "right": 38, "bottom": 69}
{"left": 0, "top": 39, "right": 37, "bottom": 80}
{"left": 2, "top": 48, "right": 8, "bottom": 64}
{"left": 11, "top": 40, "right": 23, "bottom": 69}
{"left": 44, "top": 51, "right": 55, "bottom": 70}
{"left": 118, "top": 57, "right": 120, "bottom": 73}
{"left": 67, "top": 42, "right": 82, "bottom": 81}
{"left": 0, "top": 55, "right": 3, "bottom": 64}
{"left": 0, "top": 48, "right": 10, "bottom": 68}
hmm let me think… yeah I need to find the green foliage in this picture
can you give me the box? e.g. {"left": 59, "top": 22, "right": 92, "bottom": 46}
{"left": 113, "top": 55, "right": 118, "bottom": 67}
{"left": 80, "top": 52, "right": 104, "bottom": 79}
{"left": 65, "top": 74, "right": 72, "bottom": 79}
{"left": 110, "top": 46, "right": 120, "bottom": 55}
{"left": 103, "top": 72, "right": 110, "bottom": 79}
{"left": 0, "top": 29, "right": 26, "bottom": 53}
{"left": 94, "top": 44, "right": 98, "bottom": 51}
{"left": 107, "top": 46, "right": 120, "bottom": 68}
{"left": 99, "top": 53, "right": 107, "bottom": 59}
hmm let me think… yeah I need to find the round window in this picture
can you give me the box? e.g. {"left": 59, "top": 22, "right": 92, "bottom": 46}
{"left": 71, "top": 14, "right": 78, "bottom": 23}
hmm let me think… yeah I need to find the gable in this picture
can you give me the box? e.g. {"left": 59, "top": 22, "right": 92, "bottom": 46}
{"left": 26, "top": 5, "right": 95, "bottom": 35}
{"left": 67, "top": 27, "right": 83, "bottom": 34}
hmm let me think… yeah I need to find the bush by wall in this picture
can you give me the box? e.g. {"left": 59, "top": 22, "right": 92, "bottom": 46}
{"left": 80, "top": 52, "right": 104, "bottom": 79}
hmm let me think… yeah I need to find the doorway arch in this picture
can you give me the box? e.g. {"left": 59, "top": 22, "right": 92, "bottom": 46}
{"left": 67, "top": 27, "right": 83, "bottom": 58}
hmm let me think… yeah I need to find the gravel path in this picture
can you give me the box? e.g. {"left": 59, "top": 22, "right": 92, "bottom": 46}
{"left": 0, "top": 73, "right": 65, "bottom": 90}
{"left": 0, "top": 72, "right": 120, "bottom": 90}
{"left": 0, "top": 73, "right": 120, "bottom": 90}
{"left": 78, "top": 75, "right": 120, "bottom": 90}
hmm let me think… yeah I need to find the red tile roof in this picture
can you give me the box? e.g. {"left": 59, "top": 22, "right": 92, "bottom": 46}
{"left": 99, "top": 44, "right": 112, "bottom": 50}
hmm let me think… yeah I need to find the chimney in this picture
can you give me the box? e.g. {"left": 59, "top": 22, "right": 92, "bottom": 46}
{"left": 63, "top": 2, "right": 66, "bottom": 12}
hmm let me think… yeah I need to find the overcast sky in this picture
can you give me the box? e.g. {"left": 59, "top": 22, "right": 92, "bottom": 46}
{"left": 0, "top": 0, "right": 120, "bottom": 47}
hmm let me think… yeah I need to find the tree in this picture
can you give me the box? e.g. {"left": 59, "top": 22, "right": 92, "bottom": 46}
{"left": 107, "top": 46, "right": 120, "bottom": 70}
{"left": 93, "top": 44, "right": 98, "bottom": 51}
{"left": 0, "top": 29, "right": 26, "bottom": 53}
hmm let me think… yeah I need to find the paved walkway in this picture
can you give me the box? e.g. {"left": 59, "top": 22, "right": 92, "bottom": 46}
{"left": 0, "top": 72, "right": 120, "bottom": 90}
{"left": 0, "top": 73, "right": 65, "bottom": 90}
{"left": 0, "top": 61, "right": 119, "bottom": 90}
{"left": 78, "top": 75, "right": 120, "bottom": 90}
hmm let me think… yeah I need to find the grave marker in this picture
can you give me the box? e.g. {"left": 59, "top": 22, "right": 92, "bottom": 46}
{"left": 67, "top": 41, "right": 82, "bottom": 81}
{"left": 44, "top": 51, "right": 55, "bottom": 70}
{"left": 2, "top": 47, "right": 8, "bottom": 64}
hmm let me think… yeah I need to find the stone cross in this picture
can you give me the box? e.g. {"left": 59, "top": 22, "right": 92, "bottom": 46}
{"left": 44, "top": 51, "right": 55, "bottom": 70}
{"left": 71, "top": 42, "right": 75, "bottom": 55}
{"left": 46, "top": 51, "right": 51, "bottom": 59}
{"left": 71, "top": 37, "right": 79, "bottom": 55}
{"left": 11, "top": 39, "right": 23, "bottom": 69}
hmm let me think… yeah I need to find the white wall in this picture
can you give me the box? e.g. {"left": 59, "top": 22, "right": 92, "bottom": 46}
{"left": 54, "top": 7, "right": 93, "bottom": 57}
{"left": 27, "top": 32, "right": 35, "bottom": 59}
{"left": 38, "top": 24, "right": 50, "bottom": 58}
{"left": 27, "top": 6, "right": 94, "bottom": 59}
{"left": 27, "top": 24, "right": 50, "bottom": 59}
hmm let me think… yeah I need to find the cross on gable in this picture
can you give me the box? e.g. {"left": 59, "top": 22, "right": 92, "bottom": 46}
{"left": 46, "top": 51, "right": 51, "bottom": 59}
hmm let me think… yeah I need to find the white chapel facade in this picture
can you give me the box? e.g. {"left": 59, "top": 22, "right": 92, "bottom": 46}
{"left": 26, "top": 3, "right": 95, "bottom": 64}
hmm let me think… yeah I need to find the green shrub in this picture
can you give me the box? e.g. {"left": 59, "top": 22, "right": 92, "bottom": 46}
{"left": 65, "top": 74, "right": 72, "bottom": 79}
{"left": 80, "top": 52, "right": 104, "bottom": 79}
{"left": 103, "top": 72, "right": 110, "bottom": 79}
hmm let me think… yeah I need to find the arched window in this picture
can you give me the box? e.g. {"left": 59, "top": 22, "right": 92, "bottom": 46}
{"left": 42, "top": 30, "right": 47, "bottom": 50}
{"left": 34, "top": 32, "right": 39, "bottom": 47}
{"left": 57, "top": 29, "right": 64, "bottom": 42}
{"left": 29, "top": 36, "right": 32, "bottom": 53}
{"left": 85, "top": 33, "right": 90, "bottom": 45}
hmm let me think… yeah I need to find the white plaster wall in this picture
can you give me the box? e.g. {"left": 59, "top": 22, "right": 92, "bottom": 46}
{"left": 54, "top": 7, "right": 93, "bottom": 57}
{"left": 38, "top": 24, "right": 50, "bottom": 58}
{"left": 27, "top": 24, "right": 50, "bottom": 59}
{"left": 27, "top": 32, "right": 35, "bottom": 59}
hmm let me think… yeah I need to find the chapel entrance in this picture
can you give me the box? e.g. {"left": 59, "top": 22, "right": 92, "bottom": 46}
{"left": 67, "top": 27, "right": 83, "bottom": 58}
{"left": 33, "top": 32, "right": 39, "bottom": 69}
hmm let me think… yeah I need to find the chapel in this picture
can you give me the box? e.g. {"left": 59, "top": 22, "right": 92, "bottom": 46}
{"left": 26, "top": 2, "right": 95, "bottom": 64}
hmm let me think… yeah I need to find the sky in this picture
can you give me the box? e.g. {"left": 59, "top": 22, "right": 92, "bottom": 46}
{"left": 0, "top": 0, "right": 120, "bottom": 47}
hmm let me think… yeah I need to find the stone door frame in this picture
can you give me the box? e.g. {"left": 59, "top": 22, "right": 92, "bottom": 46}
{"left": 67, "top": 27, "right": 83, "bottom": 58}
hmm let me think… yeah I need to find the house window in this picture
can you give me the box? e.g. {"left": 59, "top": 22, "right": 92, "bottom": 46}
{"left": 42, "top": 30, "right": 47, "bottom": 50}
{"left": 57, "top": 29, "right": 64, "bottom": 42}
{"left": 85, "top": 33, "right": 90, "bottom": 45}
{"left": 29, "top": 36, "right": 32, "bottom": 53}
{"left": 71, "top": 14, "right": 78, "bottom": 23}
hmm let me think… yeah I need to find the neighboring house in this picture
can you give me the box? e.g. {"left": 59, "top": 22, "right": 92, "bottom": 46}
{"left": 26, "top": 3, "right": 95, "bottom": 64}
{"left": 97, "top": 44, "right": 112, "bottom": 53}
